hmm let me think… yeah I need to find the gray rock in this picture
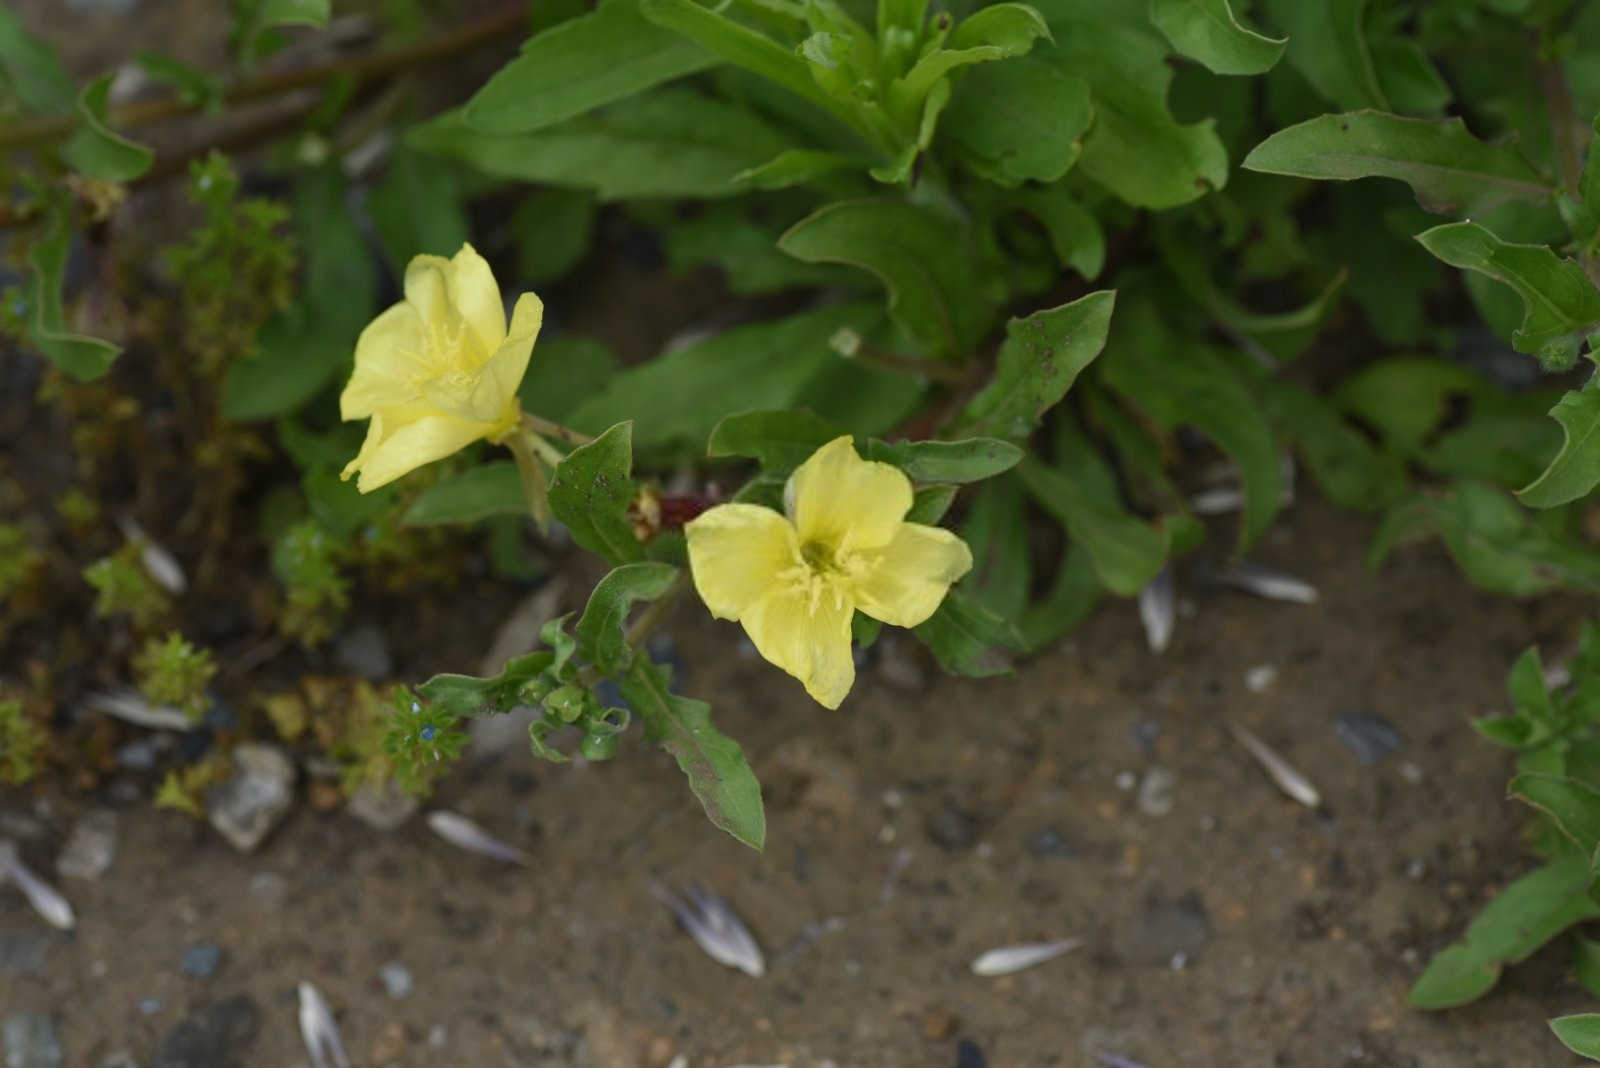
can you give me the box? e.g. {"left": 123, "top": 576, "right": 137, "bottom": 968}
{"left": 378, "top": 961, "right": 413, "bottom": 999}
{"left": 926, "top": 803, "right": 980, "bottom": 851}
{"left": 347, "top": 781, "right": 420, "bottom": 832}
{"left": 335, "top": 623, "right": 393, "bottom": 680}
{"left": 151, "top": 997, "right": 259, "bottom": 1068}
{"left": 1136, "top": 768, "right": 1176, "bottom": 818}
{"left": 2, "top": 1014, "right": 63, "bottom": 1068}
{"left": 57, "top": 810, "right": 118, "bottom": 880}
{"left": 0, "top": 928, "right": 51, "bottom": 976}
{"left": 205, "top": 745, "right": 295, "bottom": 852}
{"left": 1114, "top": 893, "right": 1212, "bottom": 966}
{"left": 114, "top": 740, "right": 160, "bottom": 770}
{"left": 179, "top": 943, "right": 224, "bottom": 979}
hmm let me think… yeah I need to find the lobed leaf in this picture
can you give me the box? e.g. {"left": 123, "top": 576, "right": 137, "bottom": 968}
{"left": 576, "top": 562, "right": 680, "bottom": 676}
{"left": 1517, "top": 377, "right": 1600, "bottom": 508}
{"left": 63, "top": 74, "right": 155, "bottom": 182}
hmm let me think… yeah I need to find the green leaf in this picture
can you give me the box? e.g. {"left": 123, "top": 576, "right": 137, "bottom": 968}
{"left": 620, "top": 657, "right": 765, "bottom": 849}
{"left": 567, "top": 304, "right": 884, "bottom": 452}
{"left": 368, "top": 148, "right": 470, "bottom": 272}
{"left": 1017, "top": 543, "right": 1101, "bottom": 651}
{"left": 707, "top": 409, "right": 845, "bottom": 473}
{"left": 941, "top": 57, "right": 1091, "bottom": 185}
{"left": 778, "top": 199, "right": 997, "bottom": 358}
{"left": 912, "top": 589, "right": 1023, "bottom": 677}
{"left": 665, "top": 208, "right": 858, "bottom": 295}
{"left": 1508, "top": 646, "right": 1557, "bottom": 729}
{"left": 510, "top": 187, "right": 598, "bottom": 285}
{"left": 1262, "top": 0, "right": 1385, "bottom": 110}
{"left": 223, "top": 166, "right": 375, "bottom": 419}
{"left": 24, "top": 198, "right": 120, "bottom": 381}
{"left": 0, "top": 5, "right": 73, "bottom": 113}
{"left": 1150, "top": 0, "right": 1286, "bottom": 76}
{"left": 862, "top": 437, "right": 1023, "bottom": 483}
{"left": 1574, "top": 935, "right": 1600, "bottom": 999}
{"left": 1370, "top": 38, "right": 1449, "bottom": 117}
{"left": 1016, "top": 454, "right": 1169, "bottom": 596}
{"left": 1255, "top": 378, "right": 1407, "bottom": 511}
{"left": 576, "top": 562, "right": 680, "bottom": 675}
{"left": 235, "top": 0, "right": 330, "bottom": 65}
{"left": 518, "top": 335, "right": 618, "bottom": 423}
{"left": 890, "top": 3, "right": 1053, "bottom": 118}
{"left": 548, "top": 421, "right": 645, "bottom": 566}
{"left": 464, "top": 0, "right": 715, "bottom": 134}
{"left": 907, "top": 484, "right": 958, "bottom": 523}
{"left": 1552, "top": 1015, "right": 1600, "bottom": 1061}
{"left": 409, "top": 89, "right": 794, "bottom": 200}
{"left": 135, "top": 52, "right": 223, "bottom": 113}
{"left": 959, "top": 290, "right": 1115, "bottom": 438}
{"left": 1333, "top": 357, "right": 1489, "bottom": 456}
{"left": 960, "top": 474, "right": 1032, "bottom": 619}
{"left": 1415, "top": 221, "right": 1600, "bottom": 370}
{"left": 1243, "top": 112, "right": 1553, "bottom": 216}
{"left": 62, "top": 74, "right": 155, "bottom": 181}
{"left": 1509, "top": 773, "right": 1600, "bottom": 862}
{"left": 1409, "top": 856, "right": 1600, "bottom": 1009}
{"left": 1518, "top": 378, "right": 1600, "bottom": 508}
{"left": 418, "top": 649, "right": 556, "bottom": 720}
{"left": 403, "top": 462, "right": 525, "bottom": 526}
{"left": 1008, "top": 185, "right": 1105, "bottom": 279}
{"left": 1032, "top": 0, "right": 1228, "bottom": 208}
{"left": 734, "top": 149, "right": 864, "bottom": 190}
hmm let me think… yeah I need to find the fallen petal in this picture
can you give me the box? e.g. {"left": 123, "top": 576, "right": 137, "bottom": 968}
{"left": 425, "top": 810, "right": 531, "bottom": 867}
{"left": 651, "top": 882, "right": 765, "bottom": 978}
{"left": 1138, "top": 566, "right": 1175, "bottom": 654}
{"left": 970, "top": 937, "right": 1082, "bottom": 976}
{"left": 298, "top": 981, "right": 351, "bottom": 1068}
{"left": 1216, "top": 561, "right": 1318, "bottom": 604}
{"left": 1229, "top": 722, "right": 1321, "bottom": 808}
{"left": 119, "top": 515, "right": 187, "bottom": 595}
{"left": 0, "top": 840, "right": 76, "bottom": 930}
{"left": 85, "top": 688, "right": 197, "bottom": 732}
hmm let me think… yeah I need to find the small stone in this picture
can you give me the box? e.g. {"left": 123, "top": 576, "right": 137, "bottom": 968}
{"left": 1113, "top": 770, "right": 1136, "bottom": 792}
{"left": 1335, "top": 714, "right": 1404, "bottom": 765}
{"left": 427, "top": 1024, "right": 447, "bottom": 1048}
{"left": 923, "top": 1010, "right": 959, "bottom": 1040}
{"left": 335, "top": 623, "right": 393, "bottom": 680}
{"left": 875, "top": 635, "right": 930, "bottom": 692}
{"left": 98, "top": 1052, "right": 139, "bottom": 1068}
{"left": 2, "top": 1013, "right": 63, "bottom": 1068}
{"left": 205, "top": 744, "right": 295, "bottom": 852}
{"left": 139, "top": 1000, "right": 162, "bottom": 1017}
{"left": 378, "top": 962, "right": 413, "bottom": 999}
{"left": 926, "top": 803, "right": 980, "bottom": 851}
{"left": 152, "top": 996, "right": 259, "bottom": 1068}
{"left": 115, "top": 740, "right": 160, "bottom": 770}
{"left": 955, "top": 1038, "right": 986, "bottom": 1068}
{"left": 0, "top": 928, "right": 51, "bottom": 976}
{"left": 348, "top": 781, "right": 420, "bottom": 832}
{"left": 180, "top": 943, "right": 224, "bottom": 979}
{"left": 371, "top": 1021, "right": 407, "bottom": 1065}
{"left": 1244, "top": 664, "right": 1277, "bottom": 693}
{"left": 57, "top": 809, "right": 118, "bottom": 880}
{"left": 1399, "top": 761, "right": 1423, "bottom": 784}
{"left": 1024, "top": 827, "right": 1076, "bottom": 859}
{"left": 1113, "top": 893, "right": 1212, "bottom": 966}
{"left": 1137, "top": 768, "right": 1176, "bottom": 818}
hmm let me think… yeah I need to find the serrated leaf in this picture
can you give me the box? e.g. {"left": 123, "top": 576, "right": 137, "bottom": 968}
{"left": 410, "top": 89, "right": 794, "bottom": 200}
{"left": 62, "top": 74, "right": 154, "bottom": 181}
{"left": 778, "top": 199, "right": 997, "bottom": 358}
{"left": 1150, "top": 0, "right": 1286, "bottom": 76}
{"left": 1032, "top": 0, "right": 1228, "bottom": 207}
{"left": 1509, "top": 773, "right": 1600, "bottom": 862}
{"left": 24, "top": 198, "right": 120, "bottom": 381}
{"left": 1243, "top": 112, "right": 1552, "bottom": 216}
{"left": 403, "top": 462, "right": 524, "bottom": 526}
{"left": 942, "top": 57, "right": 1090, "bottom": 186}
{"left": 1262, "top": 0, "right": 1385, "bottom": 110}
{"left": 912, "top": 589, "right": 1023, "bottom": 677}
{"left": 959, "top": 290, "right": 1115, "bottom": 438}
{"left": 619, "top": 657, "right": 765, "bottom": 849}
{"left": 1518, "top": 377, "right": 1600, "bottom": 508}
{"left": 863, "top": 437, "right": 1023, "bottom": 482}
{"left": 576, "top": 562, "right": 680, "bottom": 675}
{"left": 464, "top": 0, "right": 715, "bottom": 134}
{"left": 1416, "top": 221, "right": 1600, "bottom": 370}
{"left": 548, "top": 421, "right": 645, "bottom": 566}
{"left": 707, "top": 409, "right": 845, "bottom": 473}
{"left": 1409, "top": 855, "right": 1600, "bottom": 1009}
{"left": 1551, "top": 1014, "right": 1600, "bottom": 1060}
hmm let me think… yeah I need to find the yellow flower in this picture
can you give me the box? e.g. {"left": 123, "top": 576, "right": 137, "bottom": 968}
{"left": 685, "top": 436, "right": 973, "bottom": 709}
{"left": 340, "top": 243, "right": 543, "bottom": 492}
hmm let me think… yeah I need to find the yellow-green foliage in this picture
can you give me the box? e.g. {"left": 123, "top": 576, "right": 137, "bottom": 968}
{"left": 134, "top": 632, "right": 217, "bottom": 722}
{"left": 83, "top": 547, "right": 170, "bottom": 628}
{"left": 272, "top": 519, "right": 349, "bottom": 646}
{"left": 0, "top": 699, "right": 47, "bottom": 785}
{"left": 0, "top": 524, "right": 44, "bottom": 603}
{"left": 163, "top": 152, "right": 296, "bottom": 374}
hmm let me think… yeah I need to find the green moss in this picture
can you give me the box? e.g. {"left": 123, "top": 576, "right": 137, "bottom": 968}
{"left": 134, "top": 632, "right": 218, "bottom": 722}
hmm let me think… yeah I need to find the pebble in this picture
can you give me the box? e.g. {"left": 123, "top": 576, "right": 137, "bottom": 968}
{"left": 151, "top": 996, "right": 259, "bottom": 1068}
{"left": 335, "top": 623, "right": 393, "bottom": 680}
{"left": 114, "top": 740, "right": 161, "bottom": 770}
{"left": 205, "top": 744, "right": 295, "bottom": 852}
{"left": 1136, "top": 768, "right": 1176, "bottom": 817}
{"left": 0, "top": 928, "right": 51, "bottom": 976}
{"left": 1244, "top": 665, "right": 1277, "bottom": 693}
{"left": 98, "top": 1053, "right": 139, "bottom": 1068}
{"left": 378, "top": 961, "right": 413, "bottom": 999}
{"left": 2, "top": 1013, "right": 63, "bottom": 1068}
{"left": 925, "top": 803, "right": 980, "bottom": 851}
{"left": 1335, "top": 714, "right": 1404, "bottom": 765}
{"left": 139, "top": 1000, "right": 162, "bottom": 1016}
{"left": 180, "top": 943, "right": 224, "bottom": 979}
{"left": 955, "top": 1038, "right": 986, "bottom": 1068}
{"left": 1113, "top": 894, "right": 1212, "bottom": 966}
{"left": 1024, "top": 826, "right": 1076, "bottom": 859}
{"left": 348, "top": 781, "right": 420, "bottom": 832}
{"left": 57, "top": 810, "right": 118, "bottom": 880}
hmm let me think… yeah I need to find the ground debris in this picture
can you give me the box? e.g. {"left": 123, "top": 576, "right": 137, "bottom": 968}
{"left": 650, "top": 882, "right": 765, "bottom": 978}
{"left": 425, "top": 810, "right": 532, "bottom": 866}
{"left": 970, "top": 937, "right": 1082, "bottom": 976}
{"left": 1229, "top": 722, "right": 1322, "bottom": 808}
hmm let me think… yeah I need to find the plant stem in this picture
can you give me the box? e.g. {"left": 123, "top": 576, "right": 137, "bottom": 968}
{"left": 623, "top": 574, "right": 690, "bottom": 649}
{"left": 521, "top": 411, "right": 594, "bottom": 446}
{"left": 1536, "top": 47, "right": 1600, "bottom": 288}
{"left": 849, "top": 340, "right": 970, "bottom": 384}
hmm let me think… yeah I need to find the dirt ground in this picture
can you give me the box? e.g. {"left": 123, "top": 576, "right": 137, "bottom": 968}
{"left": 3, "top": 494, "right": 1596, "bottom": 1068}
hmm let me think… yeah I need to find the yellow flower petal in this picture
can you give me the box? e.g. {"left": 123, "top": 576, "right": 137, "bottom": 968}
{"left": 740, "top": 584, "right": 855, "bottom": 709}
{"left": 341, "top": 302, "right": 426, "bottom": 419}
{"left": 444, "top": 243, "right": 507, "bottom": 357}
{"left": 786, "top": 436, "right": 912, "bottom": 553}
{"left": 475, "top": 291, "right": 544, "bottom": 424}
{"left": 344, "top": 412, "right": 485, "bottom": 493}
{"left": 684, "top": 504, "right": 800, "bottom": 621}
{"left": 852, "top": 522, "right": 973, "bottom": 628}
{"left": 403, "top": 253, "right": 454, "bottom": 329}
